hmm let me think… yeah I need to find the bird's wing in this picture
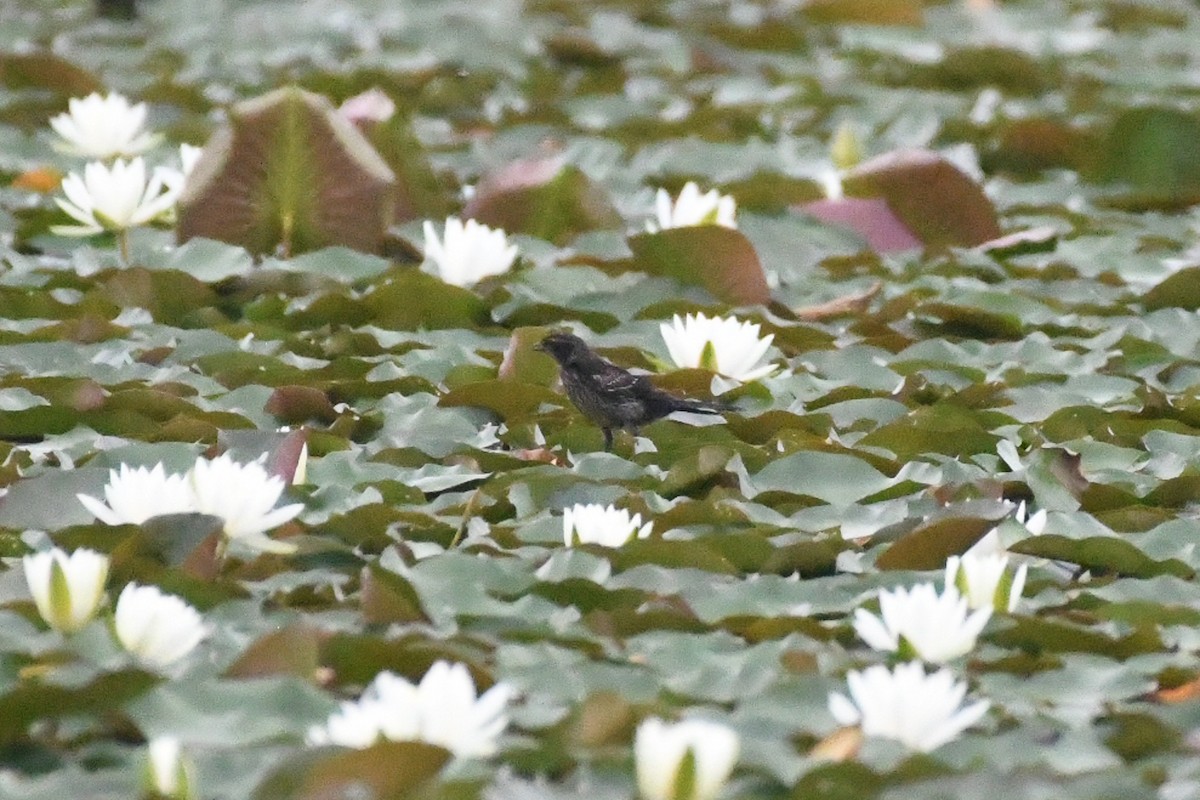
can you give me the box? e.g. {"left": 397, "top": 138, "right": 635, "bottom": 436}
{"left": 589, "top": 361, "right": 645, "bottom": 396}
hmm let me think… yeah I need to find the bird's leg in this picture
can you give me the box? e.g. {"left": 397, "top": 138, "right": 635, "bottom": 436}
{"left": 602, "top": 427, "right": 614, "bottom": 452}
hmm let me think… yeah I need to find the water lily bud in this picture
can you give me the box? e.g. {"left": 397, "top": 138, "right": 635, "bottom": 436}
{"left": 115, "top": 584, "right": 206, "bottom": 668}
{"left": 23, "top": 547, "right": 109, "bottom": 634}
{"left": 635, "top": 718, "right": 739, "bottom": 800}
{"left": 144, "top": 737, "right": 195, "bottom": 800}
{"left": 945, "top": 552, "right": 1028, "bottom": 612}
{"left": 830, "top": 120, "right": 863, "bottom": 172}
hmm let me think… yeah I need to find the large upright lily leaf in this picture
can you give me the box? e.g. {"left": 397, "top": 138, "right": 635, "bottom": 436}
{"left": 626, "top": 226, "right": 771, "bottom": 305}
{"left": 177, "top": 87, "right": 396, "bottom": 256}
{"left": 463, "top": 154, "right": 622, "bottom": 245}
{"left": 341, "top": 88, "right": 455, "bottom": 223}
{"left": 798, "top": 197, "right": 922, "bottom": 254}
{"left": 1095, "top": 107, "right": 1200, "bottom": 209}
{"left": 841, "top": 149, "right": 1002, "bottom": 249}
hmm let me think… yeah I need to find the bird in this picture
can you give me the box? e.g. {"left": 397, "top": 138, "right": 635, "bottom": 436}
{"left": 535, "top": 331, "right": 726, "bottom": 451}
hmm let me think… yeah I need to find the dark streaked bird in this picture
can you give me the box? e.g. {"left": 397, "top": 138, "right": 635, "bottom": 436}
{"left": 536, "top": 332, "right": 725, "bottom": 451}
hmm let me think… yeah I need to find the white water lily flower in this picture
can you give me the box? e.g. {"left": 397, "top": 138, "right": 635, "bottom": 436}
{"left": 635, "top": 717, "right": 740, "bottom": 800}
{"left": 53, "top": 157, "right": 180, "bottom": 236}
{"left": 649, "top": 182, "right": 737, "bottom": 231}
{"left": 853, "top": 582, "right": 991, "bottom": 663}
{"left": 422, "top": 216, "right": 518, "bottom": 287}
{"left": 77, "top": 462, "right": 196, "bottom": 525}
{"left": 23, "top": 547, "right": 109, "bottom": 634}
{"left": 49, "top": 92, "right": 159, "bottom": 159}
{"left": 660, "top": 312, "right": 775, "bottom": 381}
{"left": 114, "top": 583, "right": 206, "bottom": 667}
{"left": 145, "top": 737, "right": 195, "bottom": 800}
{"left": 308, "top": 660, "right": 513, "bottom": 758}
{"left": 189, "top": 454, "right": 303, "bottom": 554}
{"left": 312, "top": 693, "right": 398, "bottom": 749}
{"left": 152, "top": 144, "right": 204, "bottom": 201}
{"left": 945, "top": 552, "right": 1027, "bottom": 613}
{"left": 563, "top": 503, "right": 653, "bottom": 547}
{"left": 1015, "top": 500, "right": 1048, "bottom": 536}
{"left": 414, "top": 660, "right": 513, "bottom": 757}
{"left": 828, "top": 662, "right": 990, "bottom": 752}
{"left": 178, "top": 143, "right": 203, "bottom": 177}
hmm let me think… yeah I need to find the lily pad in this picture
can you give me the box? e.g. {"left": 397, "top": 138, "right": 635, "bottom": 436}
{"left": 626, "top": 227, "right": 771, "bottom": 306}
{"left": 463, "top": 155, "right": 622, "bottom": 245}
{"left": 842, "top": 150, "right": 1002, "bottom": 249}
{"left": 178, "top": 87, "right": 396, "bottom": 256}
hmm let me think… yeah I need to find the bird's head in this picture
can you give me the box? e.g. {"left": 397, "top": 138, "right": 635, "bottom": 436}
{"left": 535, "top": 332, "right": 589, "bottom": 365}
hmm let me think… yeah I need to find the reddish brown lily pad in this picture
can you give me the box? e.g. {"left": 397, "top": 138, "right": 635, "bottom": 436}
{"left": 799, "top": 197, "right": 922, "bottom": 253}
{"left": 463, "top": 153, "right": 622, "bottom": 245}
{"left": 842, "top": 149, "right": 1002, "bottom": 249}
{"left": 627, "top": 226, "right": 771, "bottom": 306}
{"left": 178, "top": 87, "right": 396, "bottom": 256}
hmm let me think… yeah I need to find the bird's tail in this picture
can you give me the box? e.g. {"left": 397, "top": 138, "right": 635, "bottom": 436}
{"left": 671, "top": 396, "right": 733, "bottom": 415}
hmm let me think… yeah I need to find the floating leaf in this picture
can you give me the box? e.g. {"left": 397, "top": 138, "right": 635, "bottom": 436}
{"left": 1009, "top": 534, "right": 1192, "bottom": 579}
{"left": 253, "top": 742, "right": 450, "bottom": 800}
{"left": 987, "top": 616, "right": 1163, "bottom": 659}
{"left": 801, "top": 0, "right": 922, "bottom": 25}
{"left": 984, "top": 117, "right": 1093, "bottom": 175}
{"left": 810, "top": 726, "right": 863, "bottom": 762}
{"left": 362, "top": 269, "right": 490, "bottom": 329}
{"left": 912, "top": 300, "right": 1025, "bottom": 340}
{"left": 0, "top": 669, "right": 158, "bottom": 744}
{"left": 875, "top": 514, "right": 998, "bottom": 571}
{"left": 795, "top": 282, "right": 881, "bottom": 320}
{"left": 0, "top": 468, "right": 108, "bottom": 530}
{"left": 162, "top": 237, "right": 255, "bottom": 282}
{"left": 930, "top": 47, "right": 1050, "bottom": 95}
{"left": 265, "top": 385, "right": 337, "bottom": 425}
{"left": 225, "top": 624, "right": 323, "bottom": 680}
{"left": 975, "top": 226, "right": 1060, "bottom": 258}
{"left": 0, "top": 52, "right": 100, "bottom": 100}
{"left": 745, "top": 451, "right": 894, "bottom": 505}
{"left": 140, "top": 514, "right": 224, "bottom": 568}
{"left": 1143, "top": 266, "right": 1200, "bottom": 311}
{"left": 440, "top": 380, "right": 561, "bottom": 423}
{"left": 498, "top": 327, "right": 560, "bottom": 386}
{"left": 361, "top": 563, "right": 428, "bottom": 625}
{"left": 568, "top": 690, "right": 634, "bottom": 748}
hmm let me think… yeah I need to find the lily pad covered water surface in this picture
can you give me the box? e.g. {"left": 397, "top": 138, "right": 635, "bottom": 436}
{"left": 2, "top": 0, "right": 1200, "bottom": 798}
